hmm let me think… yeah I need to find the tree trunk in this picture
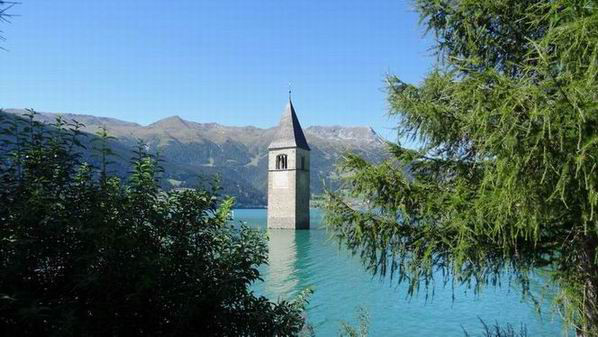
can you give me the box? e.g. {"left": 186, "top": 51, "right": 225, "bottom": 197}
{"left": 577, "top": 242, "right": 598, "bottom": 337}
{"left": 578, "top": 280, "right": 598, "bottom": 337}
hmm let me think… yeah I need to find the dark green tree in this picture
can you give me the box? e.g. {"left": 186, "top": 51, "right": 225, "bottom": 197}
{"left": 324, "top": 1, "right": 597, "bottom": 336}
{"left": 0, "top": 111, "right": 308, "bottom": 336}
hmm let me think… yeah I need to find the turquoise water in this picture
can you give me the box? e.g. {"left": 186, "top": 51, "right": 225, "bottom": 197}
{"left": 234, "top": 209, "right": 566, "bottom": 337}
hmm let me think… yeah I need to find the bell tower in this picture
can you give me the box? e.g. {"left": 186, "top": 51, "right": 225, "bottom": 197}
{"left": 267, "top": 97, "right": 310, "bottom": 229}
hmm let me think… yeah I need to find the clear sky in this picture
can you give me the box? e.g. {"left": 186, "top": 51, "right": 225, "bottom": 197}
{"left": 1, "top": 0, "right": 434, "bottom": 141}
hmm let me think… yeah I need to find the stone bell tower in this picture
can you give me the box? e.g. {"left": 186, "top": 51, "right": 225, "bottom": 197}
{"left": 267, "top": 96, "right": 310, "bottom": 229}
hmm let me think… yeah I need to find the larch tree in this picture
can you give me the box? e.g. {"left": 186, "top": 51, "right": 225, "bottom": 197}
{"left": 0, "top": 1, "right": 18, "bottom": 46}
{"left": 324, "top": 1, "right": 598, "bottom": 336}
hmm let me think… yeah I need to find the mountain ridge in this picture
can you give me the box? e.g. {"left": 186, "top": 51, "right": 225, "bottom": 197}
{"left": 3, "top": 108, "right": 388, "bottom": 207}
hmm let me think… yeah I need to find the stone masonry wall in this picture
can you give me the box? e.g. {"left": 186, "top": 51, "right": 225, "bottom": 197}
{"left": 267, "top": 147, "right": 310, "bottom": 229}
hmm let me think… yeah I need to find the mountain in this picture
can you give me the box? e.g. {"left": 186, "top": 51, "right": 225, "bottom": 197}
{"left": 2, "top": 109, "right": 389, "bottom": 207}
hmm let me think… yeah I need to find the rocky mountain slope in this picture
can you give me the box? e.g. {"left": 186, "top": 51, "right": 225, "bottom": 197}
{"left": 3, "top": 109, "right": 388, "bottom": 207}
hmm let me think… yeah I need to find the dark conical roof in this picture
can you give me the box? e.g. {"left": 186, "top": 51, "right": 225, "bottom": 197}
{"left": 268, "top": 100, "right": 310, "bottom": 151}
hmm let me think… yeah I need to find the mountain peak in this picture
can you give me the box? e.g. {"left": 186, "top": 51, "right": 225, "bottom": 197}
{"left": 306, "top": 125, "right": 384, "bottom": 143}
{"left": 149, "top": 115, "right": 190, "bottom": 129}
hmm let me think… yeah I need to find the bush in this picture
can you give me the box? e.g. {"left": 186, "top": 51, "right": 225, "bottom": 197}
{"left": 0, "top": 110, "right": 307, "bottom": 336}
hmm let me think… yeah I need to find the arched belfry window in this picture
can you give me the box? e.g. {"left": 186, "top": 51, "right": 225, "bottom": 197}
{"left": 276, "top": 154, "right": 288, "bottom": 170}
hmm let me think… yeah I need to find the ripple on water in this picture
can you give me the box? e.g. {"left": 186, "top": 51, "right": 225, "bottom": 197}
{"left": 240, "top": 209, "right": 566, "bottom": 337}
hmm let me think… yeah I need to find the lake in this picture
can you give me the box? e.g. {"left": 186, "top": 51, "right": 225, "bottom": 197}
{"left": 233, "top": 208, "right": 565, "bottom": 337}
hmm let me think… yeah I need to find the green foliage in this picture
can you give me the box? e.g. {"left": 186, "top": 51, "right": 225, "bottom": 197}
{"left": 324, "top": 0, "right": 597, "bottom": 335}
{"left": 0, "top": 1, "right": 18, "bottom": 46}
{"left": 464, "top": 321, "right": 528, "bottom": 337}
{"left": 338, "top": 307, "right": 369, "bottom": 337}
{"left": 0, "top": 111, "right": 307, "bottom": 336}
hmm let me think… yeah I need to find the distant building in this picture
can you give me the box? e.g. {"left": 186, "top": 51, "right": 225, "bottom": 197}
{"left": 267, "top": 97, "right": 310, "bottom": 229}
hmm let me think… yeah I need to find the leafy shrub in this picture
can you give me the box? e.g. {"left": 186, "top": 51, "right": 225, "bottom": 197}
{"left": 0, "top": 110, "right": 307, "bottom": 336}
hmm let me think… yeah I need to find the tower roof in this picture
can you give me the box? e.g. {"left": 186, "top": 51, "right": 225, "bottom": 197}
{"left": 268, "top": 99, "right": 310, "bottom": 151}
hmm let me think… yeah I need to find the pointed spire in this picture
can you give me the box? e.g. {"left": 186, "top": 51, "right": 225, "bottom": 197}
{"left": 268, "top": 97, "right": 310, "bottom": 151}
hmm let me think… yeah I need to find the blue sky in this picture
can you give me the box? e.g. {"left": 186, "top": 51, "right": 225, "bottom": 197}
{"left": 1, "top": 0, "right": 434, "bottom": 141}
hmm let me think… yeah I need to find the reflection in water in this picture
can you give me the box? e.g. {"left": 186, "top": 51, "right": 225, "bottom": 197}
{"left": 264, "top": 230, "right": 314, "bottom": 300}
{"left": 265, "top": 229, "right": 299, "bottom": 297}
{"left": 242, "top": 209, "right": 564, "bottom": 337}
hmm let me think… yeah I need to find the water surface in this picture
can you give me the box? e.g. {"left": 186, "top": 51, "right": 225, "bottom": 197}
{"left": 234, "top": 209, "right": 565, "bottom": 337}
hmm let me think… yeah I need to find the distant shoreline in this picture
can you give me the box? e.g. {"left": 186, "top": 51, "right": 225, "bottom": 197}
{"left": 233, "top": 206, "right": 323, "bottom": 210}
{"left": 234, "top": 205, "right": 266, "bottom": 210}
